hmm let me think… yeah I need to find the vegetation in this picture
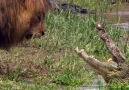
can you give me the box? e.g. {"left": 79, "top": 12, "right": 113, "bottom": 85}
{"left": 0, "top": 0, "right": 129, "bottom": 89}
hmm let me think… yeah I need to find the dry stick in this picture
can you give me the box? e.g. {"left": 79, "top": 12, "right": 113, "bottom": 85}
{"left": 96, "top": 23, "right": 127, "bottom": 69}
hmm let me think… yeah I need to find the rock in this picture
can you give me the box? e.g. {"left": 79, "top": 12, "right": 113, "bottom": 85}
{"left": 50, "top": 0, "right": 95, "bottom": 14}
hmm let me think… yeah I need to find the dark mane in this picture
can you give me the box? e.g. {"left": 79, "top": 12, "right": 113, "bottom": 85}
{"left": 0, "top": 0, "right": 51, "bottom": 50}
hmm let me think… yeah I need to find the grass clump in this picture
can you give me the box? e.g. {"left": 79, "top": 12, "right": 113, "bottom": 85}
{"left": 0, "top": 0, "right": 129, "bottom": 89}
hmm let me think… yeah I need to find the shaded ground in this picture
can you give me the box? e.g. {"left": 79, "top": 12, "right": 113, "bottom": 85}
{"left": 0, "top": 43, "right": 66, "bottom": 82}
{"left": 0, "top": 46, "right": 48, "bottom": 82}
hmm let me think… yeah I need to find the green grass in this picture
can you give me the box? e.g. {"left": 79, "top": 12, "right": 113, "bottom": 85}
{"left": 0, "top": 0, "right": 129, "bottom": 89}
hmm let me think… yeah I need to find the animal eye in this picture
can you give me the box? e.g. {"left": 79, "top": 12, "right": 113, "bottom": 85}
{"left": 25, "top": 33, "right": 33, "bottom": 39}
{"left": 30, "top": 14, "right": 43, "bottom": 27}
{"left": 37, "top": 15, "right": 41, "bottom": 21}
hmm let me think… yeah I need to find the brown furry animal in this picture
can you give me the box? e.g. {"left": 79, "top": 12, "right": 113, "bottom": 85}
{"left": 0, "top": 0, "right": 51, "bottom": 50}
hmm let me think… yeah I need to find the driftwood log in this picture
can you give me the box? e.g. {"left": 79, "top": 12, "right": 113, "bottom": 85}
{"left": 75, "top": 23, "right": 129, "bottom": 83}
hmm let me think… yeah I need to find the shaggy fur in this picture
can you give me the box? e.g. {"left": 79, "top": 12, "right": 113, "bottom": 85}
{"left": 0, "top": 0, "right": 51, "bottom": 50}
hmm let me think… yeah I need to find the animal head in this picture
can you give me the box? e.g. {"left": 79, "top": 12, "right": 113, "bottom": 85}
{"left": 0, "top": 0, "right": 51, "bottom": 50}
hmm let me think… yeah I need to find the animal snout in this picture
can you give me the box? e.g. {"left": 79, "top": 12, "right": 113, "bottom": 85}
{"left": 32, "top": 30, "right": 45, "bottom": 38}
{"left": 25, "top": 29, "right": 45, "bottom": 40}
{"left": 41, "top": 31, "right": 45, "bottom": 36}
{"left": 25, "top": 33, "right": 33, "bottom": 39}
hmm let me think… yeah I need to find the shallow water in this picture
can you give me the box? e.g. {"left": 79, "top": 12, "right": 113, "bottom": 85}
{"left": 103, "top": 3, "right": 129, "bottom": 24}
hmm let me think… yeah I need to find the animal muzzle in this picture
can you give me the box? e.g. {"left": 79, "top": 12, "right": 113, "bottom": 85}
{"left": 25, "top": 31, "right": 45, "bottom": 40}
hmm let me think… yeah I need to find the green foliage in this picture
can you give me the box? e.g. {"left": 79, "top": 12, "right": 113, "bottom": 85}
{"left": 108, "top": 81, "right": 129, "bottom": 90}
{"left": 0, "top": 0, "right": 128, "bottom": 89}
